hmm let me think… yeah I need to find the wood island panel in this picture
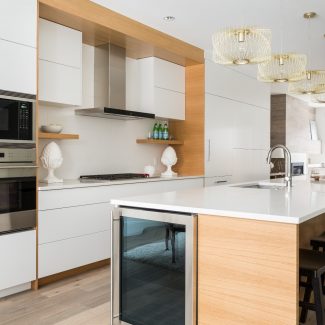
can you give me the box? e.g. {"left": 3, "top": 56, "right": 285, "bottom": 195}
{"left": 198, "top": 215, "right": 298, "bottom": 325}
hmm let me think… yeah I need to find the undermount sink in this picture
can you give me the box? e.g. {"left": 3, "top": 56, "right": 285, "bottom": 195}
{"left": 235, "top": 182, "right": 287, "bottom": 190}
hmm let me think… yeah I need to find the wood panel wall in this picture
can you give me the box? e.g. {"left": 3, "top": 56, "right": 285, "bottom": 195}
{"left": 169, "top": 64, "right": 205, "bottom": 176}
{"left": 198, "top": 215, "right": 298, "bottom": 325}
{"left": 271, "top": 94, "right": 286, "bottom": 147}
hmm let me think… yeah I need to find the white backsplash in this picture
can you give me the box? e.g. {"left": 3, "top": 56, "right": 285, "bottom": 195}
{"left": 38, "top": 44, "right": 165, "bottom": 180}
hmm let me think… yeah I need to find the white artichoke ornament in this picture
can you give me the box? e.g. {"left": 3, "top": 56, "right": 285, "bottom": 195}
{"left": 161, "top": 146, "right": 177, "bottom": 178}
{"left": 40, "top": 141, "right": 63, "bottom": 183}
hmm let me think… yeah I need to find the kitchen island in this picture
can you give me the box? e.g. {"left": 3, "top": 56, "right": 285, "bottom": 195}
{"left": 111, "top": 179, "right": 325, "bottom": 325}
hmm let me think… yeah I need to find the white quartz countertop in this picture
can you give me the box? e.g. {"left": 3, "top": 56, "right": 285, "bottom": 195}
{"left": 38, "top": 175, "right": 203, "bottom": 191}
{"left": 111, "top": 179, "right": 325, "bottom": 224}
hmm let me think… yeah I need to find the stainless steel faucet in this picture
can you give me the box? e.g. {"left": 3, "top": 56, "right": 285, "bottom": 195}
{"left": 266, "top": 144, "right": 292, "bottom": 187}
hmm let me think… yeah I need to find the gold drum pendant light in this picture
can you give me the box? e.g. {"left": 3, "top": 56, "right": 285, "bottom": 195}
{"left": 258, "top": 53, "right": 307, "bottom": 82}
{"left": 212, "top": 27, "right": 271, "bottom": 65}
{"left": 288, "top": 12, "right": 325, "bottom": 95}
{"left": 288, "top": 70, "right": 325, "bottom": 94}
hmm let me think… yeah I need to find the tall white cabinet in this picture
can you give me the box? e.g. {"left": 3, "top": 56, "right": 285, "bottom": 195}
{"left": 0, "top": 0, "right": 37, "bottom": 95}
{"left": 205, "top": 58, "right": 271, "bottom": 184}
{"left": 39, "top": 19, "right": 82, "bottom": 106}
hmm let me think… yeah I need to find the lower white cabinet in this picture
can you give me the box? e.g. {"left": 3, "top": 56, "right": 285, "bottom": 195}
{"left": 39, "top": 231, "right": 110, "bottom": 278}
{"left": 38, "top": 177, "right": 203, "bottom": 278}
{"left": 0, "top": 39, "right": 36, "bottom": 95}
{"left": 39, "top": 203, "right": 110, "bottom": 244}
{"left": 0, "top": 230, "right": 36, "bottom": 291}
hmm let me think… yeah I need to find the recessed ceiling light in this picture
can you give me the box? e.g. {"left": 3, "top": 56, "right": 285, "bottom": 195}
{"left": 303, "top": 12, "right": 317, "bottom": 19}
{"left": 163, "top": 16, "right": 175, "bottom": 22}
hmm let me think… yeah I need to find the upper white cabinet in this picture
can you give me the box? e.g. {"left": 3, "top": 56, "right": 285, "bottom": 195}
{"left": 0, "top": 40, "right": 36, "bottom": 95}
{"left": 138, "top": 57, "right": 185, "bottom": 120}
{"left": 0, "top": 0, "right": 37, "bottom": 47}
{"left": 39, "top": 19, "right": 82, "bottom": 106}
{"left": 39, "top": 19, "right": 82, "bottom": 68}
{"left": 205, "top": 60, "right": 270, "bottom": 110}
{"left": 0, "top": 0, "right": 37, "bottom": 95}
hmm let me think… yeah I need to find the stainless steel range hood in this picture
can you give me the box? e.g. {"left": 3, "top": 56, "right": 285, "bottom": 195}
{"left": 75, "top": 44, "right": 155, "bottom": 120}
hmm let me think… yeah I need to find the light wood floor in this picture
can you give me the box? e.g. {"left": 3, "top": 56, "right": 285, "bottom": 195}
{"left": 0, "top": 265, "right": 317, "bottom": 325}
{"left": 0, "top": 266, "right": 110, "bottom": 325}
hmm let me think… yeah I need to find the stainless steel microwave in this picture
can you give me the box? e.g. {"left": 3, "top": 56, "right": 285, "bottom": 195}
{"left": 0, "top": 95, "right": 35, "bottom": 143}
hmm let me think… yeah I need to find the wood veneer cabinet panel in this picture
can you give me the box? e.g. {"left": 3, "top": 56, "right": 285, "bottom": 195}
{"left": 271, "top": 94, "right": 286, "bottom": 147}
{"left": 38, "top": 0, "right": 203, "bottom": 66}
{"left": 198, "top": 215, "right": 298, "bottom": 325}
{"left": 169, "top": 64, "right": 205, "bottom": 176}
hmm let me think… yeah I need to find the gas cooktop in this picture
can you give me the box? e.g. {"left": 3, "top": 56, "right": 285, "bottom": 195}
{"left": 79, "top": 173, "right": 149, "bottom": 182}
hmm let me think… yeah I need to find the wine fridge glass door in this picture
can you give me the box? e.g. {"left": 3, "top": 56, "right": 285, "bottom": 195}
{"left": 111, "top": 208, "right": 197, "bottom": 325}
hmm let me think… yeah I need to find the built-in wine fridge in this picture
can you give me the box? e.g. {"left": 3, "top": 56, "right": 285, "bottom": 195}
{"left": 111, "top": 207, "right": 197, "bottom": 325}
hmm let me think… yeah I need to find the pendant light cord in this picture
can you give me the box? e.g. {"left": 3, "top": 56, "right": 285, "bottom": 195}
{"left": 307, "top": 16, "right": 312, "bottom": 70}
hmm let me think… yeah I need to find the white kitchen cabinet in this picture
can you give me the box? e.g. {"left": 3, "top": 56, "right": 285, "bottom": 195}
{"left": 38, "top": 203, "right": 111, "bottom": 244}
{"left": 138, "top": 57, "right": 185, "bottom": 120}
{"left": 39, "top": 60, "right": 82, "bottom": 106}
{"left": 0, "top": 39, "right": 36, "bottom": 95}
{"left": 0, "top": 0, "right": 37, "bottom": 48}
{"left": 39, "top": 231, "right": 110, "bottom": 278}
{"left": 38, "top": 177, "right": 203, "bottom": 278}
{"left": 0, "top": 230, "right": 36, "bottom": 291}
{"left": 233, "top": 103, "right": 270, "bottom": 150}
{"left": 232, "top": 149, "right": 269, "bottom": 183}
{"left": 153, "top": 87, "right": 185, "bottom": 120}
{"left": 205, "top": 57, "right": 270, "bottom": 182}
{"left": 39, "top": 19, "right": 82, "bottom": 106}
{"left": 38, "top": 178, "right": 203, "bottom": 211}
{"left": 205, "top": 59, "right": 270, "bottom": 109}
{"left": 205, "top": 94, "right": 234, "bottom": 177}
{"left": 39, "top": 19, "right": 82, "bottom": 68}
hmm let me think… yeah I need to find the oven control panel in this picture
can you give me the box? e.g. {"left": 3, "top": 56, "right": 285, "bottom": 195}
{"left": 0, "top": 148, "right": 36, "bottom": 163}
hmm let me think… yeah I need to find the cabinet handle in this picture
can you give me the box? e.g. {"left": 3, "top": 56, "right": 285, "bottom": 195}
{"left": 214, "top": 180, "right": 227, "bottom": 184}
{"left": 208, "top": 139, "right": 211, "bottom": 162}
{"left": 0, "top": 165, "right": 37, "bottom": 169}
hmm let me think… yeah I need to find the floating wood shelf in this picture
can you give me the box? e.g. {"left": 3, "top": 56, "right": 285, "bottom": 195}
{"left": 38, "top": 132, "right": 79, "bottom": 140}
{"left": 136, "top": 139, "right": 183, "bottom": 145}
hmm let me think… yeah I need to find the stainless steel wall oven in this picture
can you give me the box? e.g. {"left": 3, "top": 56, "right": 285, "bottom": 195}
{"left": 0, "top": 144, "right": 36, "bottom": 234}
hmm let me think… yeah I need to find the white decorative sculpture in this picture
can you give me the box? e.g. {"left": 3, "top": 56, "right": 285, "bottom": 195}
{"left": 161, "top": 146, "right": 178, "bottom": 178}
{"left": 40, "top": 141, "right": 63, "bottom": 183}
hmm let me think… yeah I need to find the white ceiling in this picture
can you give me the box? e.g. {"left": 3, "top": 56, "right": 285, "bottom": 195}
{"left": 91, "top": 0, "right": 325, "bottom": 106}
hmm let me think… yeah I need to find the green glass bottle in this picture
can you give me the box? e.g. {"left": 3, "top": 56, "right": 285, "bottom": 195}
{"left": 163, "top": 123, "right": 169, "bottom": 140}
{"left": 158, "top": 123, "right": 163, "bottom": 140}
{"left": 153, "top": 123, "right": 159, "bottom": 139}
